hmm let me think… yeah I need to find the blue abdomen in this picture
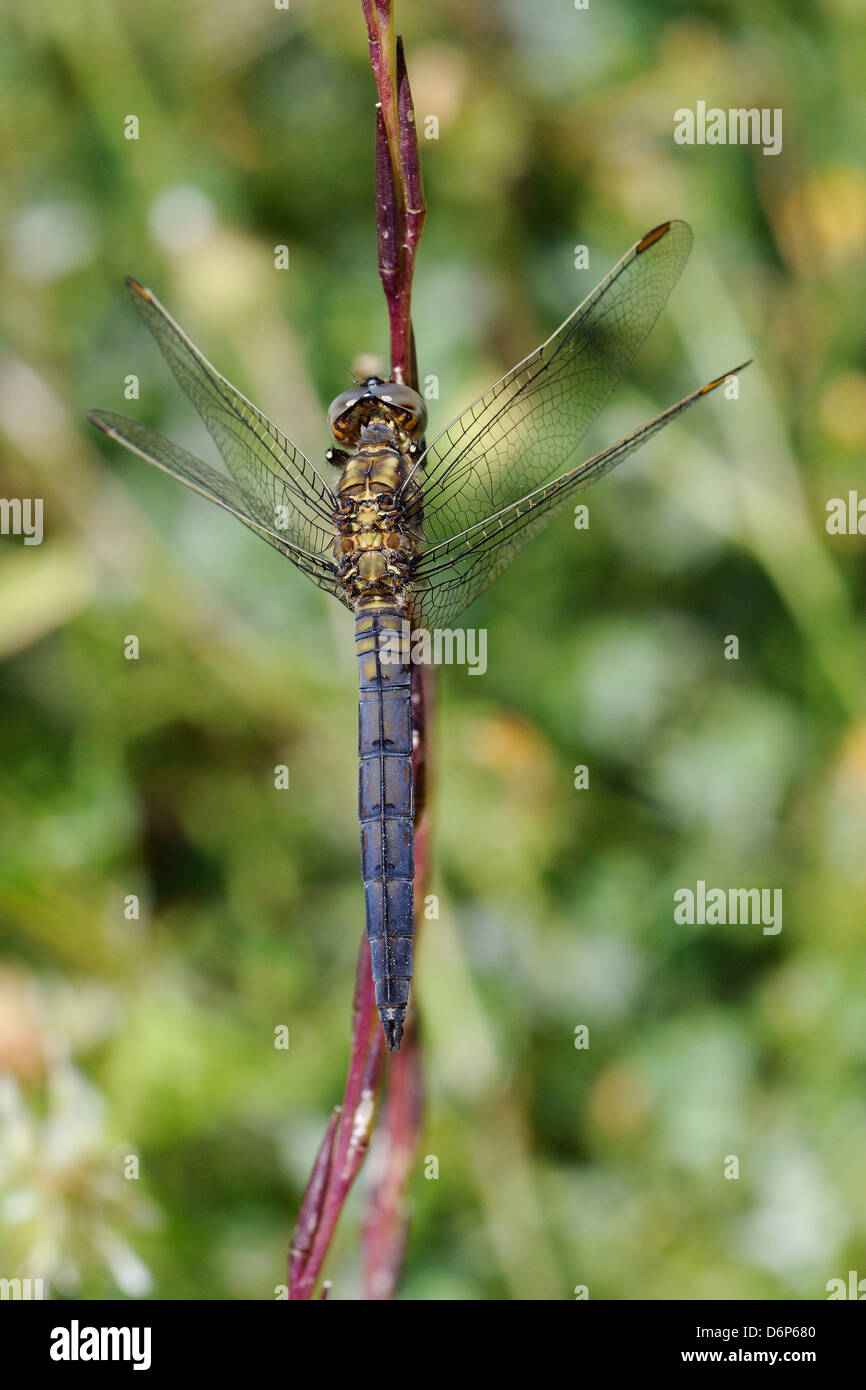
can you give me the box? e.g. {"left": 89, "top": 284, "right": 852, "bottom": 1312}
{"left": 355, "top": 602, "right": 414, "bottom": 1050}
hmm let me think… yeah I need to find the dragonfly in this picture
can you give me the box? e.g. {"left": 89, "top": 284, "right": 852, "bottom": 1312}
{"left": 89, "top": 219, "right": 748, "bottom": 1051}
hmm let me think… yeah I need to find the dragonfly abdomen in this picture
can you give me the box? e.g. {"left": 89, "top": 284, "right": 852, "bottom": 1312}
{"left": 355, "top": 598, "right": 414, "bottom": 1052}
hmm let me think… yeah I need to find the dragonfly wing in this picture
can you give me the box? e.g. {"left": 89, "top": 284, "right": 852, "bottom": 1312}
{"left": 89, "top": 409, "right": 346, "bottom": 603}
{"left": 406, "top": 220, "right": 694, "bottom": 545}
{"left": 123, "top": 277, "right": 338, "bottom": 554}
{"left": 409, "top": 362, "right": 750, "bottom": 629}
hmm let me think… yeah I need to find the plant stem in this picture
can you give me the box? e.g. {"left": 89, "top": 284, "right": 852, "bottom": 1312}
{"left": 289, "top": 942, "right": 385, "bottom": 1300}
{"left": 287, "top": 0, "right": 428, "bottom": 1301}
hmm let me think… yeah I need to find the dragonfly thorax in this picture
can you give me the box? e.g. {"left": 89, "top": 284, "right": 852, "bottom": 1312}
{"left": 333, "top": 439, "right": 422, "bottom": 605}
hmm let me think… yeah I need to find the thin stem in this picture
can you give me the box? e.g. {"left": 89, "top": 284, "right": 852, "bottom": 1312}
{"left": 287, "top": 0, "right": 429, "bottom": 1301}
{"left": 288, "top": 940, "right": 385, "bottom": 1299}
{"left": 364, "top": 5, "right": 426, "bottom": 385}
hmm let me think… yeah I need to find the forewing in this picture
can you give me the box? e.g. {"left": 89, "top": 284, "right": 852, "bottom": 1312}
{"left": 88, "top": 409, "right": 347, "bottom": 605}
{"left": 123, "top": 277, "right": 338, "bottom": 554}
{"left": 409, "top": 363, "right": 749, "bottom": 629}
{"left": 406, "top": 221, "right": 693, "bottom": 545}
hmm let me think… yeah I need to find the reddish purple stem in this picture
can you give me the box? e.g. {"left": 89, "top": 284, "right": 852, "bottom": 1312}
{"left": 287, "top": 0, "right": 428, "bottom": 1301}
{"left": 289, "top": 940, "right": 385, "bottom": 1300}
{"left": 365, "top": 7, "right": 426, "bottom": 387}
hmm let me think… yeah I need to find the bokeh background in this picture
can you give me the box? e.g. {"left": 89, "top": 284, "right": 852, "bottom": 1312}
{"left": 1, "top": 0, "right": 865, "bottom": 1300}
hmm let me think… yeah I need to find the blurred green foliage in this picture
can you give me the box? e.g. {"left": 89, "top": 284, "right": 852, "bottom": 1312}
{"left": 1, "top": 0, "right": 865, "bottom": 1301}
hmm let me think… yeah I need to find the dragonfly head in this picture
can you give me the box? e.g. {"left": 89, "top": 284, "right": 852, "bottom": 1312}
{"left": 327, "top": 378, "right": 427, "bottom": 448}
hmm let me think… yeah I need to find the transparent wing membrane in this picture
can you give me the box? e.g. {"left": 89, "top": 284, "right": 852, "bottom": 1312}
{"left": 403, "top": 221, "right": 693, "bottom": 546}
{"left": 89, "top": 222, "right": 747, "bottom": 633}
{"left": 410, "top": 362, "right": 749, "bottom": 629}
{"left": 120, "top": 278, "right": 337, "bottom": 554}
{"left": 88, "top": 409, "right": 345, "bottom": 603}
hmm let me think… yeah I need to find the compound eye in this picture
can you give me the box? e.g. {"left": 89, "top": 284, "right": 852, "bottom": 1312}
{"left": 327, "top": 388, "right": 364, "bottom": 442}
{"left": 369, "top": 381, "right": 427, "bottom": 435}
